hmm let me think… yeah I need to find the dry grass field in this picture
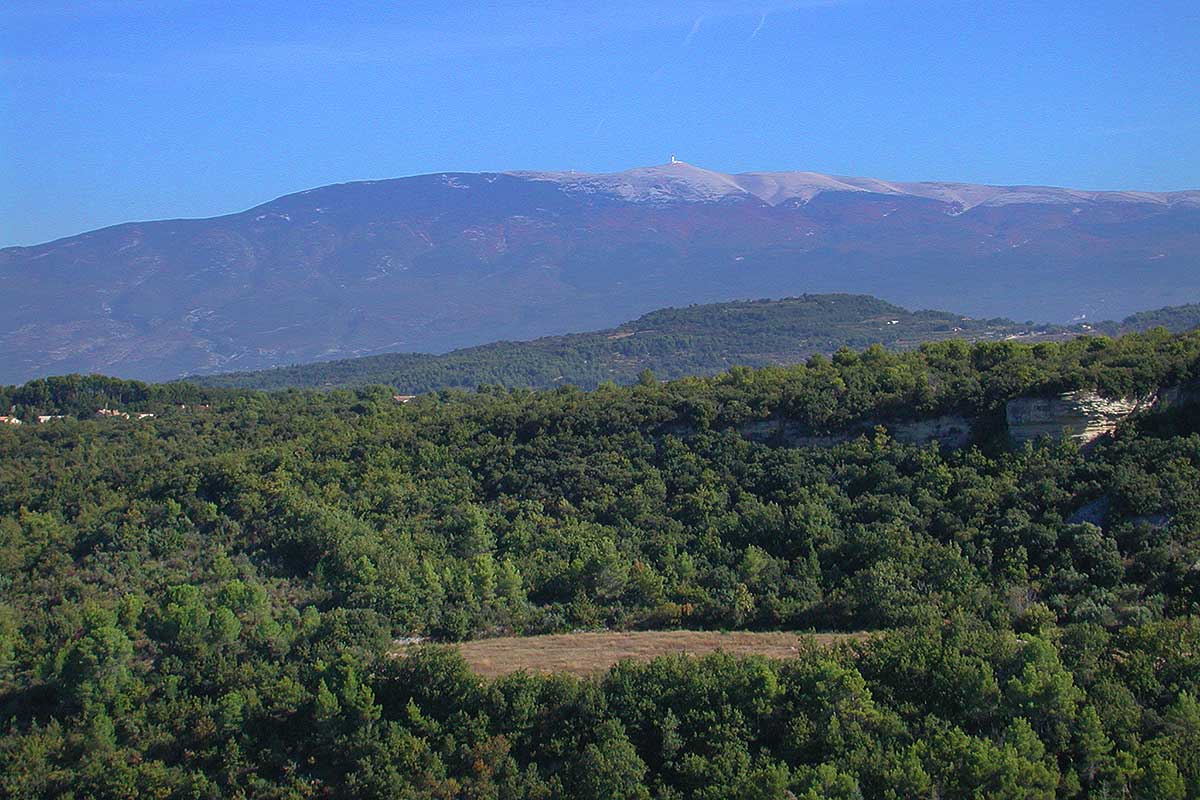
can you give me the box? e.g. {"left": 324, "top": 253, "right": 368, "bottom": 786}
{"left": 399, "top": 630, "right": 869, "bottom": 678}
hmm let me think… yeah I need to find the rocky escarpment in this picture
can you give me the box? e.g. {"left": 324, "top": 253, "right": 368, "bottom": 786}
{"left": 738, "top": 414, "right": 974, "bottom": 450}
{"left": 731, "top": 380, "right": 1198, "bottom": 452}
{"left": 1007, "top": 380, "right": 1200, "bottom": 447}
{"left": 1005, "top": 391, "right": 1157, "bottom": 447}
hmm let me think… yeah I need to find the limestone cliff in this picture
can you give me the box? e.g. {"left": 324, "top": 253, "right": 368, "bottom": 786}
{"left": 1005, "top": 391, "right": 1156, "bottom": 446}
{"left": 738, "top": 414, "right": 973, "bottom": 450}
{"left": 733, "top": 380, "right": 1195, "bottom": 452}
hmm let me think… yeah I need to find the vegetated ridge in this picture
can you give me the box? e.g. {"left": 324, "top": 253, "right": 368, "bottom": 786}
{"left": 3, "top": 161, "right": 1198, "bottom": 384}
{"left": 189, "top": 294, "right": 1200, "bottom": 392}
{"left": 2, "top": 328, "right": 1200, "bottom": 795}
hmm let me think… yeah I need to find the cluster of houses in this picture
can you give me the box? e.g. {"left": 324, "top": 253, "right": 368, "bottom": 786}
{"left": 96, "top": 408, "right": 156, "bottom": 420}
{"left": 0, "top": 408, "right": 159, "bottom": 425}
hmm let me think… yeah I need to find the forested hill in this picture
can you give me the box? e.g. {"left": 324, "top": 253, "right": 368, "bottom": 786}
{"left": 1114, "top": 302, "right": 1200, "bottom": 334}
{"left": 190, "top": 294, "right": 1200, "bottom": 393}
{"left": 191, "top": 294, "right": 1052, "bottom": 391}
{"left": 3, "top": 329, "right": 1200, "bottom": 796}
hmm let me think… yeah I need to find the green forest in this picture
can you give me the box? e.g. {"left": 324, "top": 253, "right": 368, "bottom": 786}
{"left": 2, "top": 329, "right": 1200, "bottom": 797}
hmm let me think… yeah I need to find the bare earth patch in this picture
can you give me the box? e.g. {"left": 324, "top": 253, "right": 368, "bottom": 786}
{"left": 400, "top": 630, "right": 868, "bottom": 678}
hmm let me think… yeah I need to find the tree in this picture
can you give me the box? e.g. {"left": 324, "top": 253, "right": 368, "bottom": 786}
{"left": 574, "top": 720, "right": 650, "bottom": 800}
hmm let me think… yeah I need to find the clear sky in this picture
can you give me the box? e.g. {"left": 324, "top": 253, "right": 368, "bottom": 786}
{"left": 2, "top": 0, "right": 1198, "bottom": 246}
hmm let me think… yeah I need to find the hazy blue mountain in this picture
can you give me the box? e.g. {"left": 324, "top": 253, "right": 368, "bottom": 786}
{"left": 3, "top": 162, "right": 1197, "bottom": 383}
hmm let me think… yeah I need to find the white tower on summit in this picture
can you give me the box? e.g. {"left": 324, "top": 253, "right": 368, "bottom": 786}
{"left": 670, "top": 153, "right": 680, "bottom": 164}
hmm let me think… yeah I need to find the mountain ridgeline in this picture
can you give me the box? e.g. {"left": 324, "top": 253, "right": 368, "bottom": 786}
{"left": 192, "top": 295, "right": 1200, "bottom": 393}
{"left": 2, "top": 162, "right": 1198, "bottom": 384}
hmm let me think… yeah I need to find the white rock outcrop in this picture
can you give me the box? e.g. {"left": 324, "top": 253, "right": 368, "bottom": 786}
{"left": 736, "top": 380, "right": 1196, "bottom": 451}
{"left": 1005, "top": 390, "right": 1156, "bottom": 446}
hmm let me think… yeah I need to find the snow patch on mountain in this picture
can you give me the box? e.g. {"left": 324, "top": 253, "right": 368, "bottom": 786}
{"left": 509, "top": 162, "right": 1200, "bottom": 211}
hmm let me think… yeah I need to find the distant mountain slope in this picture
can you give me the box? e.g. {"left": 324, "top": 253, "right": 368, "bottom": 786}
{"left": 189, "top": 294, "right": 1063, "bottom": 391}
{"left": 3, "top": 162, "right": 1198, "bottom": 384}
{"left": 193, "top": 295, "right": 1200, "bottom": 393}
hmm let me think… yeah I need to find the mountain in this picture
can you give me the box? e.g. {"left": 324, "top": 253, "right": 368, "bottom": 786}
{"left": 191, "top": 294, "right": 1071, "bottom": 392}
{"left": 3, "top": 162, "right": 1198, "bottom": 384}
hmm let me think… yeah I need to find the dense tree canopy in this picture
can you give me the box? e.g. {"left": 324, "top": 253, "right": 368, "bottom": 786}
{"left": 2, "top": 329, "right": 1199, "bottom": 797}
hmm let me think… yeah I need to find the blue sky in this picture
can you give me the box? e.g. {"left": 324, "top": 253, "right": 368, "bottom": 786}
{"left": 2, "top": 0, "right": 1198, "bottom": 246}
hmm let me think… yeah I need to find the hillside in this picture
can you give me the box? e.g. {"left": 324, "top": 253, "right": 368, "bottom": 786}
{"left": 2, "top": 330, "right": 1200, "bottom": 795}
{"left": 1111, "top": 302, "right": 1200, "bottom": 333}
{"left": 191, "top": 294, "right": 1053, "bottom": 391}
{"left": 2, "top": 162, "right": 1198, "bottom": 384}
{"left": 192, "top": 295, "right": 1200, "bottom": 392}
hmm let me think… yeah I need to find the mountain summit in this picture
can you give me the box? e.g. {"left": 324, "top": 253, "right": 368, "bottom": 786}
{"left": 513, "top": 161, "right": 1200, "bottom": 210}
{"left": 2, "top": 164, "right": 1198, "bottom": 383}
